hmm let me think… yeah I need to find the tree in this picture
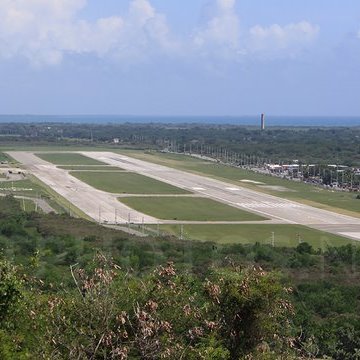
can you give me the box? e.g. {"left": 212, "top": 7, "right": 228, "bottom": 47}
{"left": 206, "top": 266, "right": 295, "bottom": 359}
{"left": 0, "top": 260, "right": 22, "bottom": 326}
{"left": 37, "top": 255, "right": 296, "bottom": 359}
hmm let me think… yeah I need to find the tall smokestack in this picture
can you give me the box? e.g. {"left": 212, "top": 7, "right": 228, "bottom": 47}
{"left": 261, "top": 113, "right": 265, "bottom": 131}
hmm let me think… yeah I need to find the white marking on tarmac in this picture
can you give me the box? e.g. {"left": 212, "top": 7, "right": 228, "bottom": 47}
{"left": 192, "top": 187, "right": 206, "bottom": 190}
{"left": 237, "top": 202, "right": 303, "bottom": 209}
{"left": 226, "top": 187, "right": 241, "bottom": 191}
{"left": 339, "top": 232, "right": 360, "bottom": 240}
{"left": 240, "top": 179, "right": 264, "bottom": 184}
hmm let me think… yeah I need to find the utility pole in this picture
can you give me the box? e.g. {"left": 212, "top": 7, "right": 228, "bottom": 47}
{"left": 180, "top": 224, "right": 184, "bottom": 240}
{"left": 297, "top": 233, "right": 302, "bottom": 244}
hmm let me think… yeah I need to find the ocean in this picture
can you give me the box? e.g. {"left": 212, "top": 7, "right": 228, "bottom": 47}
{"left": 0, "top": 115, "right": 359, "bottom": 127}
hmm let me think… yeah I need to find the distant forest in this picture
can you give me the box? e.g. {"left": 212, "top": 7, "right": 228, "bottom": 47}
{"left": 0, "top": 122, "right": 359, "bottom": 166}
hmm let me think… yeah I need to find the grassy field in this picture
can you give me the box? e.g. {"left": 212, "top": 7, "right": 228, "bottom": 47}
{"left": 36, "top": 152, "right": 107, "bottom": 165}
{"left": 0, "top": 179, "right": 44, "bottom": 197}
{"left": 121, "top": 196, "right": 266, "bottom": 221}
{"left": 154, "top": 223, "right": 355, "bottom": 249}
{"left": 58, "top": 165, "right": 123, "bottom": 171}
{"left": 0, "top": 175, "right": 83, "bottom": 216}
{"left": 70, "top": 171, "right": 191, "bottom": 194}
{"left": 0, "top": 152, "right": 13, "bottom": 163}
{"left": 18, "top": 198, "right": 36, "bottom": 212}
{"left": 120, "top": 151, "right": 360, "bottom": 217}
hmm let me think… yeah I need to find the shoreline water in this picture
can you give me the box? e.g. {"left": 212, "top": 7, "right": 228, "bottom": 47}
{"left": 0, "top": 115, "right": 360, "bottom": 127}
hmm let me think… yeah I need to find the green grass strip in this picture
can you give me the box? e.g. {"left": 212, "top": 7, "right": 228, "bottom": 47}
{"left": 121, "top": 196, "right": 266, "bottom": 221}
{"left": 71, "top": 171, "right": 191, "bottom": 194}
{"left": 36, "top": 152, "right": 106, "bottom": 165}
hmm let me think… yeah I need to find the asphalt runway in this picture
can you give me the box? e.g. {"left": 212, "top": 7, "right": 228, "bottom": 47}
{"left": 83, "top": 151, "right": 360, "bottom": 240}
{"left": 7, "top": 152, "right": 158, "bottom": 224}
{"left": 7, "top": 151, "right": 360, "bottom": 240}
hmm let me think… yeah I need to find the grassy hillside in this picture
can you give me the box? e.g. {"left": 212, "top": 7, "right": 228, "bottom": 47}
{"left": 1, "top": 195, "right": 360, "bottom": 358}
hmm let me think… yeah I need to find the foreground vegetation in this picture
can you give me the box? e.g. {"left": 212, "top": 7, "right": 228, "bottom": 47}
{"left": 1, "top": 196, "right": 360, "bottom": 358}
{"left": 2, "top": 255, "right": 296, "bottom": 359}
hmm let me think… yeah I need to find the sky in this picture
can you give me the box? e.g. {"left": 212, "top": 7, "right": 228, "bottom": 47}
{"left": 0, "top": 0, "right": 359, "bottom": 116}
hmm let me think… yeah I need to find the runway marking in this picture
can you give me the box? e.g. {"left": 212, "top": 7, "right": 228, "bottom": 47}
{"left": 192, "top": 187, "right": 206, "bottom": 190}
{"left": 0, "top": 188, "right": 33, "bottom": 191}
{"left": 339, "top": 232, "right": 360, "bottom": 240}
{"left": 237, "top": 202, "right": 303, "bottom": 209}
{"left": 240, "top": 179, "right": 264, "bottom": 185}
{"left": 226, "top": 187, "right": 241, "bottom": 191}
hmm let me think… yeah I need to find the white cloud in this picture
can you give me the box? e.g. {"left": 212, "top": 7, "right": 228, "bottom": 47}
{"left": 56, "top": 17, "right": 124, "bottom": 57}
{"left": 192, "top": 0, "right": 319, "bottom": 61}
{"left": 248, "top": 21, "right": 320, "bottom": 57}
{"left": 129, "top": 0, "right": 155, "bottom": 25}
{"left": 114, "top": 0, "right": 178, "bottom": 62}
{"left": 217, "top": 0, "right": 236, "bottom": 12}
{"left": 0, "top": 0, "right": 175, "bottom": 66}
{"left": 194, "top": 0, "right": 240, "bottom": 51}
{"left": 0, "top": 0, "right": 319, "bottom": 66}
{"left": 0, "top": 0, "right": 90, "bottom": 65}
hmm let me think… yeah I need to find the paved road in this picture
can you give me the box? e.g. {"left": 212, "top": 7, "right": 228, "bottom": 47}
{"left": 83, "top": 152, "right": 360, "bottom": 240}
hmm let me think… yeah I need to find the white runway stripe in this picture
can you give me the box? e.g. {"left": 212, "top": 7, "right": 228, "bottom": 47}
{"left": 339, "top": 232, "right": 360, "bottom": 240}
{"left": 237, "top": 202, "right": 303, "bottom": 209}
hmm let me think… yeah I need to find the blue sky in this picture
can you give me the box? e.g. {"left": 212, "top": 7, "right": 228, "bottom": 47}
{"left": 0, "top": 0, "right": 359, "bottom": 116}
